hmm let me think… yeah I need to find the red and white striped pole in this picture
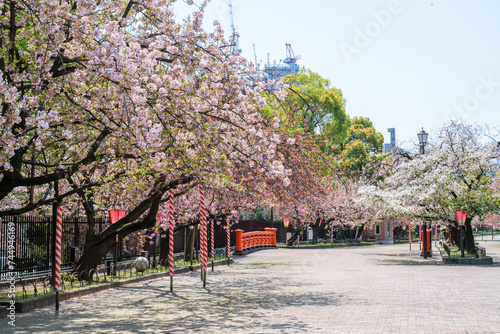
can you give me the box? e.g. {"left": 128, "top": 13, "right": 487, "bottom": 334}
{"left": 211, "top": 219, "right": 215, "bottom": 272}
{"left": 330, "top": 222, "right": 333, "bottom": 245}
{"left": 435, "top": 224, "right": 438, "bottom": 247}
{"left": 419, "top": 222, "right": 422, "bottom": 251}
{"left": 226, "top": 217, "right": 231, "bottom": 266}
{"left": 168, "top": 189, "right": 174, "bottom": 291}
{"left": 199, "top": 183, "right": 207, "bottom": 285}
{"left": 409, "top": 224, "right": 412, "bottom": 251}
{"left": 54, "top": 206, "right": 63, "bottom": 311}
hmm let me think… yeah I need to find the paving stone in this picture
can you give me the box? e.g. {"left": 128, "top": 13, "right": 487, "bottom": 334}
{"left": 4, "top": 242, "right": 500, "bottom": 333}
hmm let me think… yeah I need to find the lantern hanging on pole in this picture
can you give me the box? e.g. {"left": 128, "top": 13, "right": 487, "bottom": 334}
{"left": 455, "top": 210, "right": 467, "bottom": 227}
{"left": 109, "top": 209, "right": 127, "bottom": 274}
{"left": 108, "top": 210, "right": 127, "bottom": 224}
{"left": 455, "top": 210, "right": 467, "bottom": 258}
{"left": 283, "top": 217, "right": 290, "bottom": 228}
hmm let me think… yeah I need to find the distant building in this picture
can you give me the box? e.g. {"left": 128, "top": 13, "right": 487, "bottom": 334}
{"left": 263, "top": 56, "right": 299, "bottom": 82}
{"left": 363, "top": 220, "right": 394, "bottom": 244}
{"left": 378, "top": 128, "right": 398, "bottom": 244}
{"left": 263, "top": 44, "right": 300, "bottom": 83}
{"left": 383, "top": 128, "right": 396, "bottom": 153}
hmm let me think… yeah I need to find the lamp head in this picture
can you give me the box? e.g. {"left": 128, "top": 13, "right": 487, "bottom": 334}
{"left": 417, "top": 128, "right": 428, "bottom": 145}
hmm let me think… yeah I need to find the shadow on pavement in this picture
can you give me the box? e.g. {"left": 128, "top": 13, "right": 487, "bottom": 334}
{"left": 13, "top": 270, "right": 357, "bottom": 333}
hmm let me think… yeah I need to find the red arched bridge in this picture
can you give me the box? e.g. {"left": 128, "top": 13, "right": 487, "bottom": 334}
{"left": 234, "top": 228, "right": 277, "bottom": 254}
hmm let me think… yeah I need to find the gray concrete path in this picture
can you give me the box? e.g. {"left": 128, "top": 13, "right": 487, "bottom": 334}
{"left": 4, "top": 242, "right": 500, "bottom": 334}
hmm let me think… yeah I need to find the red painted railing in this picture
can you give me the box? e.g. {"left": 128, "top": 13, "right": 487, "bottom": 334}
{"left": 234, "top": 228, "right": 277, "bottom": 252}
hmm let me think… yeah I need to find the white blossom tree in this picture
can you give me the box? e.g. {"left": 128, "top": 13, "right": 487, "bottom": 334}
{"left": 359, "top": 120, "right": 500, "bottom": 254}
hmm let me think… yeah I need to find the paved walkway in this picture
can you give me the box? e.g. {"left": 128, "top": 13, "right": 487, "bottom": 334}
{"left": 4, "top": 242, "right": 500, "bottom": 334}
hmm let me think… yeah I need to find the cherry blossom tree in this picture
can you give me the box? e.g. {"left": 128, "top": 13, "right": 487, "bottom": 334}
{"left": 359, "top": 120, "right": 500, "bottom": 254}
{"left": 0, "top": 0, "right": 295, "bottom": 275}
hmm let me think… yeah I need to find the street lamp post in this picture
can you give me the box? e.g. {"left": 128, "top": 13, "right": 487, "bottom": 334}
{"left": 417, "top": 128, "right": 428, "bottom": 155}
{"left": 455, "top": 210, "right": 467, "bottom": 258}
{"left": 418, "top": 128, "right": 429, "bottom": 259}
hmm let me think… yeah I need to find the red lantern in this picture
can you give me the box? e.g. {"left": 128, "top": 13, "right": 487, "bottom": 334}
{"left": 109, "top": 210, "right": 127, "bottom": 224}
{"left": 454, "top": 210, "right": 467, "bottom": 227}
{"left": 283, "top": 217, "right": 290, "bottom": 228}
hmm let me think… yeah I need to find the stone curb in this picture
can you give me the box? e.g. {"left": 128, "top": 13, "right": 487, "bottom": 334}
{"left": 437, "top": 245, "right": 494, "bottom": 265}
{"left": 233, "top": 246, "right": 277, "bottom": 256}
{"left": 441, "top": 256, "right": 493, "bottom": 265}
{"left": 278, "top": 243, "right": 377, "bottom": 249}
{"left": 0, "top": 258, "right": 233, "bottom": 317}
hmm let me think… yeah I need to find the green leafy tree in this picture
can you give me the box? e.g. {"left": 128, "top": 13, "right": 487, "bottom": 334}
{"left": 342, "top": 140, "right": 370, "bottom": 173}
{"left": 346, "top": 117, "right": 384, "bottom": 154}
{"left": 338, "top": 117, "right": 385, "bottom": 177}
{"left": 281, "top": 68, "right": 350, "bottom": 148}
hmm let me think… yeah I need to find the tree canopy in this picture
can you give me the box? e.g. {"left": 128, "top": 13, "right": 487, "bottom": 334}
{"left": 335, "top": 117, "right": 385, "bottom": 178}
{"left": 345, "top": 117, "right": 384, "bottom": 154}
{"left": 0, "top": 0, "right": 302, "bottom": 273}
{"left": 0, "top": 0, "right": 393, "bottom": 269}
{"left": 280, "top": 68, "right": 350, "bottom": 147}
{"left": 358, "top": 120, "right": 500, "bottom": 253}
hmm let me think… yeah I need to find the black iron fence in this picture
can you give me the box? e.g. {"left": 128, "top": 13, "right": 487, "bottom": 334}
{"left": 0, "top": 216, "right": 107, "bottom": 279}
{"left": 1, "top": 215, "right": 248, "bottom": 280}
{"left": 0, "top": 216, "right": 51, "bottom": 277}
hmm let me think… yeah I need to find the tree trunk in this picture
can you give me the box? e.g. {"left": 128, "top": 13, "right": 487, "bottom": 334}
{"left": 313, "top": 220, "right": 321, "bottom": 242}
{"left": 159, "top": 231, "right": 168, "bottom": 264}
{"left": 184, "top": 225, "right": 197, "bottom": 263}
{"left": 355, "top": 224, "right": 365, "bottom": 241}
{"left": 464, "top": 217, "right": 476, "bottom": 255}
{"left": 286, "top": 225, "right": 304, "bottom": 246}
{"left": 337, "top": 226, "right": 344, "bottom": 242}
{"left": 450, "top": 225, "right": 460, "bottom": 246}
{"left": 74, "top": 235, "right": 116, "bottom": 280}
{"left": 75, "top": 194, "right": 162, "bottom": 278}
{"left": 449, "top": 219, "right": 476, "bottom": 255}
{"left": 73, "top": 175, "right": 195, "bottom": 278}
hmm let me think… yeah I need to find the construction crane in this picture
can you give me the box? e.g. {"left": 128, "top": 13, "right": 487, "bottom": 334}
{"left": 285, "top": 43, "right": 297, "bottom": 62}
{"left": 228, "top": 0, "right": 241, "bottom": 54}
{"left": 263, "top": 43, "right": 300, "bottom": 83}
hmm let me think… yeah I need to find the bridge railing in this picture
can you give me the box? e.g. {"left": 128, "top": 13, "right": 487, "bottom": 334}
{"left": 234, "top": 228, "right": 277, "bottom": 253}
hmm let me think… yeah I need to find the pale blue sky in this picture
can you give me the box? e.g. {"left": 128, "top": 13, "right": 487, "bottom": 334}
{"left": 178, "top": 0, "right": 500, "bottom": 149}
